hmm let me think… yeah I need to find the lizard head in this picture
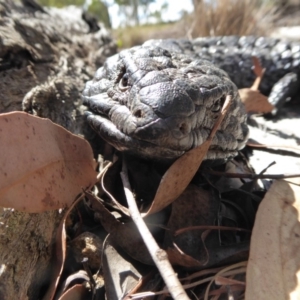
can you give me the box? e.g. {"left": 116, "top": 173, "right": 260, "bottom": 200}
{"left": 83, "top": 43, "right": 248, "bottom": 161}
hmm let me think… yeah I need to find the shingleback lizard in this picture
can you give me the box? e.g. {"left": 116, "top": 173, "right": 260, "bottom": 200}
{"left": 82, "top": 36, "right": 300, "bottom": 162}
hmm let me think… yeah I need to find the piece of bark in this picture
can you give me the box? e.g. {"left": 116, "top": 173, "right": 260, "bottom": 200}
{"left": 0, "top": 209, "right": 62, "bottom": 300}
{"left": 0, "top": 0, "right": 116, "bottom": 134}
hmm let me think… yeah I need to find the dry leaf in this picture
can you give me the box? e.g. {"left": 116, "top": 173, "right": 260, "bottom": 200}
{"left": 252, "top": 56, "right": 265, "bottom": 89}
{"left": 239, "top": 88, "right": 274, "bottom": 113}
{"left": 239, "top": 56, "right": 274, "bottom": 114}
{"left": 246, "top": 179, "right": 300, "bottom": 300}
{"left": 144, "top": 138, "right": 212, "bottom": 216}
{"left": 144, "top": 95, "right": 232, "bottom": 216}
{"left": 0, "top": 112, "right": 97, "bottom": 212}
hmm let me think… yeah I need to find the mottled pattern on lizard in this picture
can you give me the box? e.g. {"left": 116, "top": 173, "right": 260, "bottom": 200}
{"left": 82, "top": 36, "right": 300, "bottom": 161}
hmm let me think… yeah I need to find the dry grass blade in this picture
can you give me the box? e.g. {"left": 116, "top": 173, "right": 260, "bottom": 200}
{"left": 144, "top": 95, "right": 232, "bottom": 216}
{"left": 204, "top": 262, "right": 248, "bottom": 300}
{"left": 215, "top": 276, "right": 245, "bottom": 286}
{"left": 187, "top": 0, "right": 276, "bottom": 38}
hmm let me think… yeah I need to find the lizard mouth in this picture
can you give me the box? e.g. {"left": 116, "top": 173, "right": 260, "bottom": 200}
{"left": 85, "top": 109, "right": 242, "bottom": 161}
{"left": 85, "top": 111, "right": 186, "bottom": 160}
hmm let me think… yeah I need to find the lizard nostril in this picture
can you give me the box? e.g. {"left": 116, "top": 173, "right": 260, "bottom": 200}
{"left": 134, "top": 109, "right": 143, "bottom": 118}
{"left": 179, "top": 123, "right": 188, "bottom": 134}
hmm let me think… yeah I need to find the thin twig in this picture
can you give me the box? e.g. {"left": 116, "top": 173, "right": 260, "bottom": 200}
{"left": 247, "top": 142, "right": 300, "bottom": 155}
{"left": 120, "top": 160, "right": 190, "bottom": 300}
{"left": 175, "top": 225, "right": 250, "bottom": 237}
{"left": 202, "top": 169, "right": 300, "bottom": 180}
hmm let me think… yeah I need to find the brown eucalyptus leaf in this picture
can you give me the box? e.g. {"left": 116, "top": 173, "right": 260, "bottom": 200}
{"left": 0, "top": 112, "right": 97, "bottom": 212}
{"left": 239, "top": 56, "right": 273, "bottom": 114}
{"left": 144, "top": 139, "right": 211, "bottom": 216}
{"left": 144, "top": 95, "right": 232, "bottom": 216}
{"left": 239, "top": 88, "right": 274, "bottom": 113}
{"left": 246, "top": 179, "right": 300, "bottom": 300}
{"left": 59, "top": 271, "right": 89, "bottom": 296}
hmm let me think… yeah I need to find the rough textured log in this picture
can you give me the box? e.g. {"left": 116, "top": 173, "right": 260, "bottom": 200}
{"left": 0, "top": 1, "right": 116, "bottom": 299}
{"left": 0, "top": 0, "right": 116, "bottom": 133}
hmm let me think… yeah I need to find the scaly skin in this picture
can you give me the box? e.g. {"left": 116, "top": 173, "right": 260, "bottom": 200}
{"left": 83, "top": 41, "right": 249, "bottom": 161}
{"left": 83, "top": 36, "right": 300, "bottom": 161}
{"left": 145, "top": 37, "right": 300, "bottom": 110}
{"left": 146, "top": 37, "right": 300, "bottom": 94}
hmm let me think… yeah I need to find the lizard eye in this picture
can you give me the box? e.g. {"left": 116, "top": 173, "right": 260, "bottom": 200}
{"left": 211, "top": 95, "right": 225, "bottom": 113}
{"left": 119, "top": 73, "right": 129, "bottom": 91}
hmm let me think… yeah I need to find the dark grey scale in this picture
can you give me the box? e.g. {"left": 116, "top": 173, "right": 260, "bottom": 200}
{"left": 254, "top": 36, "right": 279, "bottom": 49}
{"left": 292, "top": 54, "right": 300, "bottom": 69}
{"left": 219, "top": 36, "right": 240, "bottom": 46}
{"left": 145, "top": 36, "right": 300, "bottom": 106}
{"left": 162, "top": 37, "right": 300, "bottom": 110}
{"left": 238, "top": 36, "right": 257, "bottom": 49}
{"left": 291, "top": 43, "right": 300, "bottom": 66}
{"left": 189, "top": 36, "right": 300, "bottom": 110}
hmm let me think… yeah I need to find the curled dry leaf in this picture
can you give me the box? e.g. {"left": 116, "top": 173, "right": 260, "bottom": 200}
{"left": 246, "top": 179, "right": 300, "bottom": 300}
{"left": 239, "top": 56, "right": 274, "bottom": 114}
{"left": 0, "top": 112, "right": 97, "bottom": 212}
